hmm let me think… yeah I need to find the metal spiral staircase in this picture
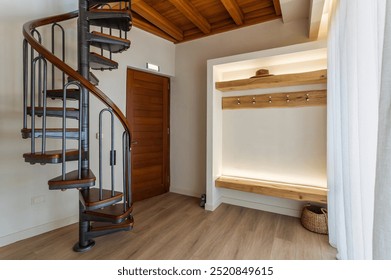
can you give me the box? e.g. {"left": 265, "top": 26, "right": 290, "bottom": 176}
{"left": 22, "top": 0, "right": 133, "bottom": 252}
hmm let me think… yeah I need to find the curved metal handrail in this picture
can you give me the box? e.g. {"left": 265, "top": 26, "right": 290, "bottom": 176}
{"left": 22, "top": 10, "right": 131, "bottom": 138}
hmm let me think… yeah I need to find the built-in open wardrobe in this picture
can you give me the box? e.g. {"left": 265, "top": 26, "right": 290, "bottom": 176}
{"left": 206, "top": 41, "right": 328, "bottom": 217}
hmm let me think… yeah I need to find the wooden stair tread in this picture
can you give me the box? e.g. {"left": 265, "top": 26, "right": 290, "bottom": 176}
{"left": 81, "top": 188, "right": 123, "bottom": 208}
{"left": 89, "top": 52, "right": 118, "bottom": 70}
{"left": 27, "top": 107, "right": 78, "bottom": 112}
{"left": 23, "top": 149, "right": 83, "bottom": 164}
{"left": 48, "top": 169, "right": 96, "bottom": 189}
{"left": 90, "top": 31, "right": 130, "bottom": 44}
{"left": 88, "top": 9, "right": 132, "bottom": 17}
{"left": 87, "top": 10, "right": 132, "bottom": 31}
{"left": 215, "top": 176, "right": 327, "bottom": 204}
{"left": 86, "top": 204, "right": 133, "bottom": 221}
{"left": 27, "top": 107, "right": 79, "bottom": 120}
{"left": 21, "top": 128, "right": 79, "bottom": 139}
{"left": 22, "top": 128, "right": 79, "bottom": 133}
{"left": 89, "top": 31, "right": 130, "bottom": 53}
{"left": 47, "top": 88, "right": 80, "bottom": 100}
{"left": 91, "top": 216, "right": 134, "bottom": 232}
{"left": 89, "top": 0, "right": 123, "bottom": 4}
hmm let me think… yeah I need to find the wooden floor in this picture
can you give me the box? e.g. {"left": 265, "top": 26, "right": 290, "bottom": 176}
{"left": 0, "top": 193, "right": 336, "bottom": 260}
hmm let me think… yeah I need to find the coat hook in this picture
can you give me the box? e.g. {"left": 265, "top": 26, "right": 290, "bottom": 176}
{"left": 252, "top": 97, "right": 256, "bottom": 105}
{"left": 237, "top": 98, "right": 241, "bottom": 105}
{"left": 268, "top": 96, "right": 272, "bottom": 104}
{"left": 306, "top": 93, "right": 310, "bottom": 102}
{"left": 286, "top": 95, "right": 290, "bottom": 103}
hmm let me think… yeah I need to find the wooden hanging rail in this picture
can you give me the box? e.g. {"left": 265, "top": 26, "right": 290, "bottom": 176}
{"left": 222, "top": 90, "right": 326, "bottom": 110}
{"left": 216, "top": 176, "right": 327, "bottom": 204}
{"left": 215, "top": 69, "right": 327, "bottom": 92}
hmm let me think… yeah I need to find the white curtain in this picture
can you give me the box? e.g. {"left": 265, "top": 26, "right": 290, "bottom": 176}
{"left": 373, "top": 1, "right": 391, "bottom": 260}
{"left": 327, "top": 0, "right": 386, "bottom": 259}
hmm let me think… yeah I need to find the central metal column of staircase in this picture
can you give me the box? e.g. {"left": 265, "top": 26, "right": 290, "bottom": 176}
{"left": 22, "top": 0, "right": 133, "bottom": 252}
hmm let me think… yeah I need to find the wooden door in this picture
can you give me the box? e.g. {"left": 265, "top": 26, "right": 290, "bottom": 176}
{"left": 126, "top": 69, "right": 170, "bottom": 202}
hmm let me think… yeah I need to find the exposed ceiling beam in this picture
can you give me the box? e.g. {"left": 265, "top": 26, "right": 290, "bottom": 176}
{"left": 308, "top": 0, "right": 326, "bottom": 39}
{"left": 168, "top": 0, "right": 211, "bottom": 34}
{"left": 132, "top": 15, "right": 178, "bottom": 43}
{"left": 272, "top": 0, "right": 282, "bottom": 16}
{"left": 132, "top": 0, "right": 184, "bottom": 41}
{"left": 220, "top": 0, "right": 244, "bottom": 25}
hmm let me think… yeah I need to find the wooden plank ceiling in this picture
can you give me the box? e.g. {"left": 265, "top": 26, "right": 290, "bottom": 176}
{"left": 112, "top": 0, "right": 282, "bottom": 43}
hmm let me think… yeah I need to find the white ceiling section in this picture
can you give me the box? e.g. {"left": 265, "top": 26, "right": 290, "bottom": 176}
{"left": 309, "top": 0, "right": 326, "bottom": 39}
{"left": 280, "top": 0, "right": 311, "bottom": 23}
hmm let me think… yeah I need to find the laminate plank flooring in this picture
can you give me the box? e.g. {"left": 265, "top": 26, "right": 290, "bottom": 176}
{"left": 0, "top": 193, "right": 336, "bottom": 260}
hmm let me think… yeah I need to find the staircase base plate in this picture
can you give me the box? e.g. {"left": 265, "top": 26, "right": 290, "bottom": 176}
{"left": 73, "top": 240, "right": 95, "bottom": 253}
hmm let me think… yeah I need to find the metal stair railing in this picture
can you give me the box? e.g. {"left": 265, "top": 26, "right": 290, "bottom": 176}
{"left": 51, "top": 23, "right": 66, "bottom": 88}
{"left": 22, "top": 8, "right": 132, "bottom": 195}
{"left": 61, "top": 81, "right": 83, "bottom": 180}
{"left": 23, "top": 11, "right": 131, "bottom": 138}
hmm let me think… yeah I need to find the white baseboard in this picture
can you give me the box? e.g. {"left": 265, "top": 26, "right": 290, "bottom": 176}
{"left": 205, "top": 196, "right": 222, "bottom": 211}
{"left": 170, "top": 187, "right": 202, "bottom": 198}
{"left": 211, "top": 188, "right": 304, "bottom": 217}
{"left": 0, "top": 215, "right": 78, "bottom": 247}
{"left": 221, "top": 196, "right": 302, "bottom": 217}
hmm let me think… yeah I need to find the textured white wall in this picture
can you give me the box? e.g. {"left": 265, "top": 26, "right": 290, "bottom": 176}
{"left": 171, "top": 18, "right": 312, "bottom": 197}
{"left": 222, "top": 93, "right": 327, "bottom": 188}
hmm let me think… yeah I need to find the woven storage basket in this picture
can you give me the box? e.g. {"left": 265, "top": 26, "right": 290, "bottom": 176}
{"left": 300, "top": 205, "right": 328, "bottom": 234}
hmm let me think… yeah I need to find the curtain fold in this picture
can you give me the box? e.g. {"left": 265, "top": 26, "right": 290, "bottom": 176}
{"left": 327, "top": 0, "right": 385, "bottom": 259}
{"left": 373, "top": 1, "right": 391, "bottom": 260}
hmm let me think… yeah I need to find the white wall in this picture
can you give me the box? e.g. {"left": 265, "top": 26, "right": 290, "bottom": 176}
{"left": 171, "top": 18, "right": 312, "bottom": 197}
{"left": 0, "top": 1, "right": 175, "bottom": 246}
{"left": 222, "top": 105, "right": 327, "bottom": 187}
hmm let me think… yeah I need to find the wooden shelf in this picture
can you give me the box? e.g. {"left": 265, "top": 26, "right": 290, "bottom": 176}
{"left": 215, "top": 69, "right": 327, "bottom": 92}
{"left": 215, "top": 176, "right": 327, "bottom": 204}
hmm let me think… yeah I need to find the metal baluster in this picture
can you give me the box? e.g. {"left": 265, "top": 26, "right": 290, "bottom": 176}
{"left": 100, "top": 27, "right": 104, "bottom": 56}
{"left": 62, "top": 84, "right": 67, "bottom": 180}
{"left": 60, "top": 81, "right": 83, "bottom": 180}
{"left": 110, "top": 110, "right": 115, "bottom": 197}
{"left": 122, "top": 131, "right": 131, "bottom": 209}
{"left": 99, "top": 111, "right": 103, "bottom": 200}
{"left": 99, "top": 108, "right": 115, "bottom": 201}
{"left": 122, "top": 131, "right": 128, "bottom": 212}
{"left": 126, "top": 132, "right": 132, "bottom": 209}
{"left": 30, "top": 57, "right": 37, "bottom": 154}
{"left": 125, "top": 0, "right": 130, "bottom": 40}
{"left": 31, "top": 29, "right": 43, "bottom": 107}
{"left": 23, "top": 40, "right": 28, "bottom": 130}
{"left": 119, "top": 1, "right": 122, "bottom": 38}
{"left": 51, "top": 23, "right": 66, "bottom": 88}
{"left": 31, "top": 56, "right": 45, "bottom": 155}
{"left": 98, "top": 3, "right": 112, "bottom": 57}
{"left": 40, "top": 58, "right": 48, "bottom": 155}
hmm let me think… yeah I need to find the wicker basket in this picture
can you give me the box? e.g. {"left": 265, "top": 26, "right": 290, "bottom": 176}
{"left": 300, "top": 204, "right": 328, "bottom": 234}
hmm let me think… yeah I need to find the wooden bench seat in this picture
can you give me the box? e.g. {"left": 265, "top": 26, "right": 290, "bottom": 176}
{"left": 215, "top": 176, "right": 327, "bottom": 204}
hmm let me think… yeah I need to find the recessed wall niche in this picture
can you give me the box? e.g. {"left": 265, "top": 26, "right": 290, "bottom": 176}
{"left": 206, "top": 41, "right": 327, "bottom": 217}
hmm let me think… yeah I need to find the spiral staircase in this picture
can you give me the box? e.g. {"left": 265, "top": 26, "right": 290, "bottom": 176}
{"left": 22, "top": 0, "right": 133, "bottom": 252}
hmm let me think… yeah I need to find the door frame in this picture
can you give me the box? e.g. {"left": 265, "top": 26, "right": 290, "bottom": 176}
{"left": 126, "top": 67, "right": 170, "bottom": 200}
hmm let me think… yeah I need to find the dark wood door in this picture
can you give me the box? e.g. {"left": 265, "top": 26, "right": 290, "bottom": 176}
{"left": 126, "top": 69, "right": 170, "bottom": 202}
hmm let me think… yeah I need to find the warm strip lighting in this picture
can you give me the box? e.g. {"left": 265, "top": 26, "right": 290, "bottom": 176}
{"left": 146, "top": 62, "right": 160, "bottom": 72}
